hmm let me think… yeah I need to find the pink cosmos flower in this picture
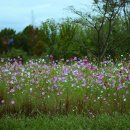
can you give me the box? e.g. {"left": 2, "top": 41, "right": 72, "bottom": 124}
{"left": 117, "top": 84, "right": 122, "bottom": 90}
{"left": 126, "top": 91, "right": 129, "bottom": 95}
{"left": 42, "top": 92, "right": 45, "bottom": 95}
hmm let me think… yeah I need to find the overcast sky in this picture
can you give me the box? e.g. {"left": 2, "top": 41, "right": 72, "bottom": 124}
{"left": 0, "top": 0, "right": 93, "bottom": 32}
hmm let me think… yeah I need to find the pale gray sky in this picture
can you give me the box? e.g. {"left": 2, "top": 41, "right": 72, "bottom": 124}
{"left": 0, "top": 0, "right": 93, "bottom": 32}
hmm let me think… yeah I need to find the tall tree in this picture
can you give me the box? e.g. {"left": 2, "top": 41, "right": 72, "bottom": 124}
{"left": 69, "top": 0, "right": 129, "bottom": 62}
{"left": 22, "top": 25, "right": 39, "bottom": 55}
{"left": 0, "top": 28, "right": 15, "bottom": 53}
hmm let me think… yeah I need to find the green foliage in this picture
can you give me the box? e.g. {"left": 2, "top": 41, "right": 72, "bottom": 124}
{"left": 57, "top": 18, "right": 81, "bottom": 59}
{"left": 0, "top": 28, "right": 16, "bottom": 39}
{"left": 0, "top": 48, "right": 28, "bottom": 61}
{"left": 0, "top": 28, "right": 16, "bottom": 53}
{"left": 21, "top": 25, "right": 39, "bottom": 55}
{"left": 39, "top": 19, "right": 58, "bottom": 55}
{"left": 33, "top": 40, "right": 46, "bottom": 56}
{"left": 69, "top": 0, "right": 130, "bottom": 62}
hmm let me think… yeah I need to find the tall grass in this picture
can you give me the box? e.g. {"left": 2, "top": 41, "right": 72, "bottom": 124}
{"left": 0, "top": 57, "right": 129, "bottom": 116}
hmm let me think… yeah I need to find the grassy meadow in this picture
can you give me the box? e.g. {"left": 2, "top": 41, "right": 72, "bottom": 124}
{"left": 0, "top": 56, "right": 130, "bottom": 129}
{"left": 0, "top": 114, "right": 130, "bottom": 130}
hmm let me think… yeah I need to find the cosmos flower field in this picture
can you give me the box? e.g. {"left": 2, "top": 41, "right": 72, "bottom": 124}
{"left": 0, "top": 57, "right": 130, "bottom": 116}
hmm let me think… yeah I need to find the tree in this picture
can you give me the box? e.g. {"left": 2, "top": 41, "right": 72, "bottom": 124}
{"left": 33, "top": 40, "right": 45, "bottom": 56}
{"left": 69, "top": 0, "right": 129, "bottom": 62}
{"left": 39, "top": 19, "right": 58, "bottom": 57}
{"left": 22, "top": 25, "right": 39, "bottom": 55}
{"left": 58, "top": 18, "right": 81, "bottom": 59}
{"left": 0, "top": 28, "right": 16, "bottom": 53}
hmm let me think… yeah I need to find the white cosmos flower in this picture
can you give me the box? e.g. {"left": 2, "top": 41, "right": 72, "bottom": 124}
{"left": 28, "top": 72, "right": 30, "bottom": 76}
{"left": 10, "top": 81, "right": 14, "bottom": 84}
{"left": 30, "top": 88, "right": 32, "bottom": 92}
{"left": 1, "top": 100, "right": 4, "bottom": 104}
{"left": 97, "top": 97, "right": 100, "bottom": 99}
{"left": 4, "top": 69, "right": 9, "bottom": 72}
{"left": 22, "top": 68, "right": 25, "bottom": 72}
{"left": 21, "top": 73, "right": 23, "bottom": 76}
{"left": 11, "top": 100, "right": 15, "bottom": 105}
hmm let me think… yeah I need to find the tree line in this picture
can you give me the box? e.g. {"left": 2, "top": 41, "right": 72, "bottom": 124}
{"left": 0, "top": 0, "right": 130, "bottom": 62}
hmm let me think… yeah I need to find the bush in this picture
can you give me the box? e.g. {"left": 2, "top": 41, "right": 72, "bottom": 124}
{"left": 0, "top": 48, "right": 28, "bottom": 62}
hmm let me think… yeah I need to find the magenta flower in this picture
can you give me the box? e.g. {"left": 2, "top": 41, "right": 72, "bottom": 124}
{"left": 126, "top": 74, "right": 130, "bottom": 81}
{"left": 117, "top": 84, "right": 122, "bottom": 90}
{"left": 98, "top": 74, "right": 104, "bottom": 80}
